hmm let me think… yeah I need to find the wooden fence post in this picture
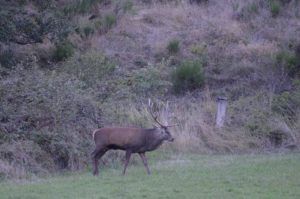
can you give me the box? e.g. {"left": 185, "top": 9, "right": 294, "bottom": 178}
{"left": 216, "top": 97, "right": 227, "bottom": 128}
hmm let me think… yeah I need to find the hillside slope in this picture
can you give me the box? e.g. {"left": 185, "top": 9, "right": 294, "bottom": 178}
{"left": 0, "top": 0, "right": 300, "bottom": 179}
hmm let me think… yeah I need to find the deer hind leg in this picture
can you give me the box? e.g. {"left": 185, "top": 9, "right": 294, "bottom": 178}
{"left": 122, "top": 150, "right": 132, "bottom": 175}
{"left": 139, "top": 152, "right": 151, "bottom": 175}
{"left": 92, "top": 147, "right": 107, "bottom": 176}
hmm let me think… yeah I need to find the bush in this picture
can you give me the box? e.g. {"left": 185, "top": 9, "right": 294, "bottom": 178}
{"left": 0, "top": 9, "right": 43, "bottom": 44}
{"left": 234, "top": 1, "right": 261, "bottom": 21}
{"left": 229, "top": 93, "right": 272, "bottom": 136}
{"left": 167, "top": 39, "right": 180, "bottom": 54}
{"left": 95, "top": 14, "right": 117, "bottom": 34}
{"left": 53, "top": 41, "right": 74, "bottom": 62}
{"left": 63, "top": 0, "right": 100, "bottom": 15}
{"left": 63, "top": 51, "right": 115, "bottom": 87}
{"left": 272, "top": 90, "right": 300, "bottom": 123}
{"left": 32, "top": 0, "right": 53, "bottom": 10}
{"left": 83, "top": 26, "right": 94, "bottom": 38}
{"left": 172, "top": 60, "right": 205, "bottom": 94}
{"left": 189, "top": 0, "right": 209, "bottom": 4}
{"left": 123, "top": 0, "right": 134, "bottom": 13}
{"left": 276, "top": 50, "right": 300, "bottom": 78}
{"left": 270, "top": 0, "right": 280, "bottom": 17}
{"left": 0, "top": 49, "right": 16, "bottom": 69}
{"left": 0, "top": 67, "right": 101, "bottom": 179}
{"left": 103, "top": 14, "right": 116, "bottom": 30}
{"left": 130, "top": 67, "right": 170, "bottom": 96}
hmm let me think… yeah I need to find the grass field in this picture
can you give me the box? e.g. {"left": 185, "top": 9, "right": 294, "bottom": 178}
{"left": 1, "top": 153, "right": 300, "bottom": 199}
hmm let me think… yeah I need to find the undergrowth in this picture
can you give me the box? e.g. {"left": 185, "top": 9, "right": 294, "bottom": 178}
{"left": 0, "top": 0, "right": 300, "bottom": 180}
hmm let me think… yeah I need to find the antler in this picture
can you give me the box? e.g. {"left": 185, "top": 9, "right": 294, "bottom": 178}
{"left": 148, "top": 99, "right": 166, "bottom": 128}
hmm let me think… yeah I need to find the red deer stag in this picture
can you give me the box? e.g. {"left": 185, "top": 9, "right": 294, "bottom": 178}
{"left": 91, "top": 102, "right": 175, "bottom": 176}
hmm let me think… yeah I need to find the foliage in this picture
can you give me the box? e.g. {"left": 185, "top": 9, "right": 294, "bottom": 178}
{"left": 1, "top": 0, "right": 300, "bottom": 181}
{"left": 0, "top": 49, "right": 16, "bottom": 69}
{"left": 0, "top": 9, "right": 43, "bottom": 44}
{"left": 32, "top": 0, "right": 53, "bottom": 10}
{"left": 63, "top": 0, "right": 102, "bottom": 16}
{"left": 272, "top": 90, "right": 300, "bottom": 123}
{"left": 276, "top": 49, "right": 300, "bottom": 78}
{"left": 228, "top": 93, "right": 272, "bottom": 137}
{"left": 172, "top": 60, "right": 205, "bottom": 94}
{"left": 189, "top": 0, "right": 209, "bottom": 4}
{"left": 83, "top": 26, "right": 94, "bottom": 38}
{"left": 102, "top": 66, "right": 171, "bottom": 101}
{"left": 93, "top": 13, "right": 117, "bottom": 34}
{"left": 63, "top": 51, "right": 115, "bottom": 87}
{"left": 270, "top": 0, "right": 281, "bottom": 17}
{"left": 123, "top": 0, "right": 134, "bottom": 13}
{"left": 130, "top": 67, "right": 170, "bottom": 96}
{"left": 0, "top": 3, "right": 71, "bottom": 45}
{"left": 53, "top": 41, "right": 74, "bottom": 62}
{"left": 228, "top": 92, "right": 298, "bottom": 148}
{"left": 103, "top": 14, "right": 117, "bottom": 31}
{"left": 167, "top": 39, "right": 180, "bottom": 54}
{"left": 237, "top": 2, "right": 259, "bottom": 20}
{"left": 0, "top": 68, "right": 101, "bottom": 179}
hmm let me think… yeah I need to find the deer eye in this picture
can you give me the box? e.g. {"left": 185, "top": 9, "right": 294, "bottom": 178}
{"left": 160, "top": 129, "right": 166, "bottom": 134}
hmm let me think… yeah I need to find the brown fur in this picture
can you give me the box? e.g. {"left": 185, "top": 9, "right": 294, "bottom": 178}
{"left": 91, "top": 126, "right": 174, "bottom": 176}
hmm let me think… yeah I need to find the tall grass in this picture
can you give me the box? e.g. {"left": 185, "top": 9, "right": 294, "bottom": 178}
{"left": 101, "top": 93, "right": 252, "bottom": 154}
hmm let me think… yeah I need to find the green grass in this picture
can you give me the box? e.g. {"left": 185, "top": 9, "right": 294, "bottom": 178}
{"left": 1, "top": 153, "right": 300, "bottom": 199}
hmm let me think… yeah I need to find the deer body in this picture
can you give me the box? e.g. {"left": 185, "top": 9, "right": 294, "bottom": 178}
{"left": 91, "top": 127, "right": 174, "bottom": 176}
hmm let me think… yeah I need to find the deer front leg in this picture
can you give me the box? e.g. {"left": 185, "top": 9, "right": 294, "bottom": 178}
{"left": 139, "top": 152, "right": 151, "bottom": 175}
{"left": 122, "top": 150, "right": 132, "bottom": 175}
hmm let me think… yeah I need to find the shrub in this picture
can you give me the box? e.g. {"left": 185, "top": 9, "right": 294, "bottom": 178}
{"left": 96, "top": 14, "right": 117, "bottom": 33}
{"left": 235, "top": 2, "right": 260, "bottom": 20}
{"left": 280, "top": 0, "right": 292, "bottom": 4}
{"left": 130, "top": 67, "right": 170, "bottom": 96}
{"left": 63, "top": 0, "right": 100, "bottom": 15}
{"left": 53, "top": 41, "right": 74, "bottom": 62}
{"left": 0, "top": 10, "right": 15, "bottom": 43}
{"left": 0, "top": 67, "right": 101, "bottom": 179}
{"left": 229, "top": 93, "right": 272, "bottom": 136}
{"left": 83, "top": 26, "right": 94, "bottom": 38}
{"left": 123, "top": 0, "right": 134, "bottom": 13}
{"left": 172, "top": 60, "right": 205, "bottom": 94}
{"left": 0, "top": 9, "right": 43, "bottom": 44}
{"left": 167, "top": 39, "right": 180, "bottom": 54}
{"left": 32, "top": 0, "right": 53, "bottom": 10}
{"left": 276, "top": 50, "right": 300, "bottom": 78}
{"left": 103, "top": 14, "right": 116, "bottom": 30}
{"left": 272, "top": 90, "right": 300, "bottom": 123}
{"left": 248, "top": 3, "right": 259, "bottom": 14}
{"left": 63, "top": 51, "right": 115, "bottom": 87}
{"left": 189, "top": 0, "right": 209, "bottom": 4}
{"left": 0, "top": 48, "right": 16, "bottom": 69}
{"left": 270, "top": 0, "right": 280, "bottom": 17}
{"left": 228, "top": 92, "right": 297, "bottom": 148}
